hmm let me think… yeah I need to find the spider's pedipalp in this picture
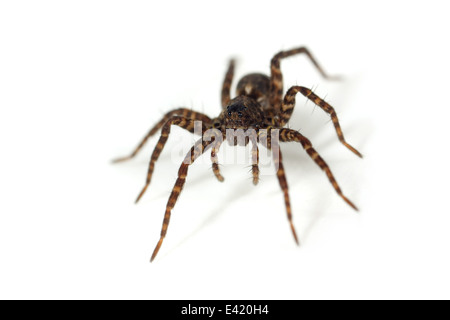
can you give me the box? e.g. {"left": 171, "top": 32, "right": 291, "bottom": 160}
{"left": 112, "top": 108, "right": 212, "bottom": 163}
{"left": 279, "top": 128, "right": 358, "bottom": 211}
{"left": 280, "top": 86, "right": 362, "bottom": 157}
{"left": 150, "top": 138, "right": 213, "bottom": 262}
{"left": 251, "top": 139, "right": 260, "bottom": 185}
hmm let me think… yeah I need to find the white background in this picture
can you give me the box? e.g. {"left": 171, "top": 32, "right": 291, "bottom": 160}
{"left": 1, "top": 1, "right": 449, "bottom": 299}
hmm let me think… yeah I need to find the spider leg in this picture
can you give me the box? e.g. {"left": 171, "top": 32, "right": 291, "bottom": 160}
{"left": 269, "top": 46, "right": 335, "bottom": 115}
{"left": 150, "top": 138, "right": 213, "bottom": 262}
{"left": 251, "top": 140, "right": 260, "bottom": 185}
{"left": 221, "top": 59, "right": 235, "bottom": 108}
{"left": 280, "top": 86, "right": 362, "bottom": 157}
{"left": 210, "top": 138, "right": 224, "bottom": 182}
{"left": 112, "top": 108, "right": 212, "bottom": 163}
{"left": 271, "top": 143, "right": 298, "bottom": 244}
{"left": 135, "top": 116, "right": 209, "bottom": 203}
{"left": 279, "top": 128, "right": 358, "bottom": 210}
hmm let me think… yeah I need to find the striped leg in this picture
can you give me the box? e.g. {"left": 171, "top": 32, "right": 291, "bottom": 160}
{"left": 272, "top": 144, "right": 299, "bottom": 244}
{"left": 279, "top": 128, "right": 358, "bottom": 210}
{"left": 135, "top": 116, "right": 209, "bottom": 203}
{"left": 269, "top": 46, "right": 334, "bottom": 115}
{"left": 150, "top": 138, "right": 213, "bottom": 262}
{"left": 210, "top": 139, "right": 224, "bottom": 182}
{"left": 221, "top": 59, "right": 235, "bottom": 108}
{"left": 112, "top": 108, "right": 212, "bottom": 163}
{"left": 280, "top": 86, "right": 362, "bottom": 157}
{"left": 251, "top": 140, "right": 260, "bottom": 185}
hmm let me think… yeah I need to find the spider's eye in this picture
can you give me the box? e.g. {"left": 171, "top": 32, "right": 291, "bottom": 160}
{"left": 227, "top": 104, "right": 247, "bottom": 118}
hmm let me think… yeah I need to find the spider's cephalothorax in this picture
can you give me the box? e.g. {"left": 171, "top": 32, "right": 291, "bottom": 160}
{"left": 113, "top": 46, "right": 362, "bottom": 262}
{"left": 221, "top": 96, "right": 265, "bottom": 129}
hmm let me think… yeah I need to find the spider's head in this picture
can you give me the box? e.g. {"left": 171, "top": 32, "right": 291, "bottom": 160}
{"left": 223, "top": 96, "right": 264, "bottom": 129}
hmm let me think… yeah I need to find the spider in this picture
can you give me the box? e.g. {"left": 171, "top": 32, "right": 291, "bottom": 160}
{"left": 113, "top": 46, "right": 362, "bottom": 262}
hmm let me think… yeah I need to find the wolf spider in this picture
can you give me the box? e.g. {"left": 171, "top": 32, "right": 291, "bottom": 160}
{"left": 113, "top": 46, "right": 362, "bottom": 262}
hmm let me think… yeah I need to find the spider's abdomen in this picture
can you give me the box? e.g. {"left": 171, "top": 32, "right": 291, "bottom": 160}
{"left": 236, "top": 73, "right": 270, "bottom": 109}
